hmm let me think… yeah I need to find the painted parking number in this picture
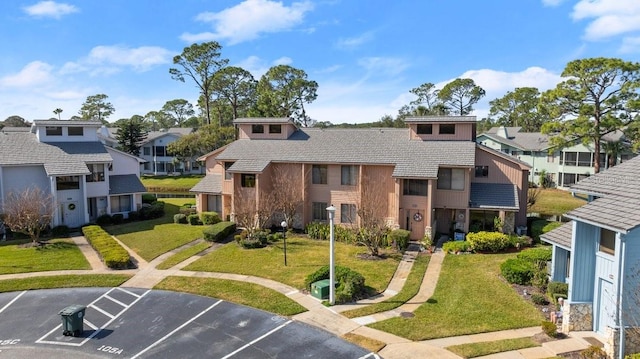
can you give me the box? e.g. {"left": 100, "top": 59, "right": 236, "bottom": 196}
{"left": 0, "top": 339, "right": 20, "bottom": 345}
{"left": 97, "top": 345, "right": 124, "bottom": 355}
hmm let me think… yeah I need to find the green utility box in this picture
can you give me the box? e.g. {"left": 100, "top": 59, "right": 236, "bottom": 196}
{"left": 59, "top": 304, "right": 86, "bottom": 337}
{"left": 311, "top": 279, "right": 331, "bottom": 300}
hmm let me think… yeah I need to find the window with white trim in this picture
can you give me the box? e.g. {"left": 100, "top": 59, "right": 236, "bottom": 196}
{"left": 110, "top": 195, "right": 131, "bottom": 213}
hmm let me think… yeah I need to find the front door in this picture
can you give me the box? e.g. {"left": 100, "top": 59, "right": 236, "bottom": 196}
{"left": 596, "top": 278, "right": 615, "bottom": 335}
{"left": 405, "top": 209, "right": 425, "bottom": 240}
{"left": 61, "top": 201, "right": 82, "bottom": 228}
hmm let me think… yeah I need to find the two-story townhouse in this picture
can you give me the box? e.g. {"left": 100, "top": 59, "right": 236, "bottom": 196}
{"left": 477, "top": 126, "right": 634, "bottom": 188}
{"left": 0, "top": 120, "right": 146, "bottom": 228}
{"left": 191, "top": 116, "right": 530, "bottom": 240}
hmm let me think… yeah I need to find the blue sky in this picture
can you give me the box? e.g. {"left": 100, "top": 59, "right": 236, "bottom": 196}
{"left": 1, "top": 0, "right": 639, "bottom": 124}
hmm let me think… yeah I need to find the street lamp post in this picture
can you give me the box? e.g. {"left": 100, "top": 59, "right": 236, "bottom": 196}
{"left": 281, "top": 220, "right": 288, "bottom": 266}
{"left": 326, "top": 205, "right": 336, "bottom": 305}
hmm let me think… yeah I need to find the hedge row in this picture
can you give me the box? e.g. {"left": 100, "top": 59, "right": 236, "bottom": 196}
{"left": 203, "top": 221, "right": 237, "bottom": 242}
{"left": 82, "top": 225, "right": 130, "bottom": 269}
{"left": 500, "top": 247, "right": 553, "bottom": 285}
{"left": 466, "top": 231, "right": 511, "bottom": 252}
{"left": 304, "top": 265, "right": 366, "bottom": 304}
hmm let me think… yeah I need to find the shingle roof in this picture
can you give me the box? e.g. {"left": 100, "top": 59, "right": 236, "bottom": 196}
{"left": 227, "top": 159, "right": 271, "bottom": 173}
{"left": 109, "top": 174, "right": 146, "bottom": 195}
{"left": 405, "top": 116, "right": 477, "bottom": 123}
{"left": 479, "top": 130, "right": 550, "bottom": 151}
{"left": 47, "top": 142, "right": 112, "bottom": 163}
{"left": 233, "top": 117, "right": 293, "bottom": 124}
{"left": 190, "top": 174, "right": 223, "bottom": 194}
{"left": 570, "top": 155, "right": 640, "bottom": 198}
{"left": 469, "top": 183, "right": 519, "bottom": 210}
{"left": 540, "top": 221, "right": 573, "bottom": 250}
{"left": 215, "top": 128, "right": 477, "bottom": 178}
{"left": 476, "top": 144, "right": 531, "bottom": 169}
{"left": 0, "top": 132, "right": 89, "bottom": 175}
{"left": 1, "top": 127, "right": 31, "bottom": 133}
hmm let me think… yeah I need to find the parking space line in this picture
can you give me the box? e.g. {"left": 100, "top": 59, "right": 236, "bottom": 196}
{"left": 219, "top": 320, "right": 292, "bottom": 359}
{"left": 358, "top": 353, "right": 381, "bottom": 359}
{"left": 0, "top": 291, "right": 26, "bottom": 314}
{"left": 116, "top": 287, "right": 141, "bottom": 298}
{"left": 84, "top": 319, "right": 98, "bottom": 330}
{"left": 130, "top": 300, "right": 222, "bottom": 359}
{"left": 103, "top": 294, "right": 128, "bottom": 308}
{"left": 90, "top": 304, "right": 115, "bottom": 319}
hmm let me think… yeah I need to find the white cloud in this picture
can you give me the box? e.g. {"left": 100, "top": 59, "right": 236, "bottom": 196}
{"left": 23, "top": 1, "right": 78, "bottom": 19}
{"left": 572, "top": 0, "right": 640, "bottom": 40}
{"left": 273, "top": 57, "right": 292, "bottom": 66}
{"left": 541, "top": 0, "right": 565, "bottom": 7}
{"left": 336, "top": 31, "right": 374, "bottom": 49}
{"left": 315, "top": 65, "right": 342, "bottom": 74}
{"left": 0, "top": 61, "right": 54, "bottom": 88}
{"left": 357, "top": 57, "right": 409, "bottom": 77}
{"left": 181, "top": 0, "right": 314, "bottom": 45}
{"left": 442, "top": 67, "right": 561, "bottom": 93}
{"left": 61, "top": 45, "right": 172, "bottom": 75}
{"left": 234, "top": 55, "right": 293, "bottom": 78}
{"left": 620, "top": 36, "right": 640, "bottom": 53}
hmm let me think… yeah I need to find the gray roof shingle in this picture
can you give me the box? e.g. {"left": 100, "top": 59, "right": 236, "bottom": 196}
{"left": 570, "top": 155, "right": 640, "bottom": 198}
{"left": 47, "top": 142, "right": 113, "bottom": 163}
{"left": 540, "top": 221, "right": 573, "bottom": 250}
{"left": 215, "top": 128, "right": 476, "bottom": 178}
{"left": 405, "top": 116, "right": 477, "bottom": 123}
{"left": 233, "top": 117, "right": 293, "bottom": 124}
{"left": 481, "top": 126, "right": 625, "bottom": 152}
{"left": 227, "top": 159, "right": 271, "bottom": 173}
{"left": 190, "top": 174, "right": 223, "bottom": 194}
{"left": 109, "top": 174, "right": 146, "bottom": 195}
{"left": 469, "top": 183, "right": 519, "bottom": 210}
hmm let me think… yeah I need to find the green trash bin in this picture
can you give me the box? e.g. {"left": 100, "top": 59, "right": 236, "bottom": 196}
{"left": 311, "top": 279, "right": 331, "bottom": 300}
{"left": 59, "top": 304, "right": 86, "bottom": 337}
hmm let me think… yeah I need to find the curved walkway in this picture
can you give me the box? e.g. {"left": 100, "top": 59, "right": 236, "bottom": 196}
{"left": 0, "top": 236, "right": 595, "bottom": 359}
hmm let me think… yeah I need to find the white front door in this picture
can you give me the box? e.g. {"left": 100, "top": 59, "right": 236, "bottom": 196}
{"left": 596, "top": 278, "right": 615, "bottom": 335}
{"left": 61, "top": 202, "right": 82, "bottom": 228}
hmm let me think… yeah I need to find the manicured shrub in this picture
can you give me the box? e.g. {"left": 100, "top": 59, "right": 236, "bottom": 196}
{"left": 541, "top": 321, "right": 558, "bottom": 338}
{"left": 142, "top": 193, "right": 156, "bottom": 204}
{"left": 304, "top": 265, "right": 366, "bottom": 303}
{"left": 203, "top": 221, "right": 237, "bottom": 242}
{"left": 187, "top": 214, "right": 202, "bottom": 225}
{"left": 500, "top": 258, "right": 534, "bottom": 285}
{"left": 173, "top": 213, "right": 188, "bottom": 224}
{"left": 81, "top": 225, "right": 130, "bottom": 269}
{"left": 306, "top": 222, "right": 329, "bottom": 240}
{"left": 388, "top": 229, "right": 411, "bottom": 251}
{"left": 96, "top": 214, "right": 113, "bottom": 226}
{"left": 200, "top": 211, "right": 221, "bottom": 225}
{"left": 179, "top": 207, "right": 197, "bottom": 216}
{"left": 548, "top": 281, "right": 569, "bottom": 298}
{"left": 509, "top": 235, "right": 531, "bottom": 249}
{"left": 111, "top": 213, "right": 124, "bottom": 225}
{"left": 51, "top": 225, "right": 70, "bottom": 237}
{"left": 466, "top": 231, "right": 510, "bottom": 252}
{"left": 442, "top": 241, "right": 472, "bottom": 254}
{"left": 139, "top": 201, "right": 165, "bottom": 220}
{"left": 580, "top": 345, "right": 607, "bottom": 359}
{"left": 128, "top": 211, "right": 139, "bottom": 221}
{"left": 531, "top": 293, "right": 549, "bottom": 305}
{"left": 517, "top": 247, "right": 552, "bottom": 265}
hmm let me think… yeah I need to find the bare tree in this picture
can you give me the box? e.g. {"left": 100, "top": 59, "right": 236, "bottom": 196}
{"left": 354, "top": 172, "right": 392, "bottom": 257}
{"left": 1, "top": 187, "right": 55, "bottom": 245}
{"left": 270, "top": 165, "right": 305, "bottom": 229}
{"left": 233, "top": 186, "right": 274, "bottom": 237}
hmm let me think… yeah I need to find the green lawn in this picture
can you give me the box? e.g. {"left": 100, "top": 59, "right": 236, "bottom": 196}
{"left": 446, "top": 337, "right": 539, "bottom": 358}
{"left": 0, "top": 275, "right": 132, "bottom": 292}
{"left": 529, "top": 188, "right": 586, "bottom": 216}
{"left": 0, "top": 239, "right": 90, "bottom": 274}
{"left": 368, "top": 253, "right": 543, "bottom": 340}
{"left": 155, "top": 276, "right": 307, "bottom": 316}
{"left": 140, "top": 174, "right": 203, "bottom": 193}
{"left": 106, "top": 198, "right": 206, "bottom": 261}
{"left": 156, "top": 241, "right": 211, "bottom": 270}
{"left": 184, "top": 237, "right": 401, "bottom": 293}
{"left": 342, "top": 253, "right": 430, "bottom": 318}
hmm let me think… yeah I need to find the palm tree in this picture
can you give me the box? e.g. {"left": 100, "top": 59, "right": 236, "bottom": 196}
{"left": 603, "top": 140, "right": 625, "bottom": 169}
{"left": 53, "top": 108, "right": 63, "bottom": 120}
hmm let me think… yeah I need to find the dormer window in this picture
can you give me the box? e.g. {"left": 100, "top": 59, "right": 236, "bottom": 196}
{"left": 68, "top": 127, "right": 84, "bottom": 136}
{"left": 269, "top": 124, "right": 282, "bottom": 134}
{"left": 416, "top": 124, "right": 433, "bottom": 134}
{"left": 252, "top": 124, "right": 264, "bottom": 134}
{"left": 46, "top": 126, "right": 62, "bottom": 136}
{"left": 439, "top": 124, "right": 455, "bottom": 135}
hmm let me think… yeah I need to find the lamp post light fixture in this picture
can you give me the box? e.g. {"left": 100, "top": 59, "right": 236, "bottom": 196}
{"left": 281, "top": 220, "right": 288, "bottom": 266}
{"left": 326, "top": 205, "right": 336, "bottom": 305}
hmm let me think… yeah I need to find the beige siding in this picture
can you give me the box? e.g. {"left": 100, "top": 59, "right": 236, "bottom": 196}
{"left": 361, "top": 165, "right": 396, "bottom": 224}
{"left": 433, "top": 168, "right": 471, "bottom": 208}
{"left": 409, "top": 123, "right": 474, "bottom": 141}
{"left": 237, "top": 123, "right": 295, "bottom": 140}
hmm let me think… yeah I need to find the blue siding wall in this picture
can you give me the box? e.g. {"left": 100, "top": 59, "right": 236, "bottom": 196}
{"left": 622, "top": 229, "right": 640, "bottom": 320}
{"left": 552, "top": 247, "right": 569, "bottom": 283}
{"left": 570, "top": 221, "right": 597, "bottom": 301}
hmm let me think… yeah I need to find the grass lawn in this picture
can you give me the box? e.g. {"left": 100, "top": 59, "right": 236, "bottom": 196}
{"left": 156, "top": 241, "right": 211, "bottom": 270}
{"left": 141, "top": 174, "right": 203, "bottom": 193}
{"left": 446, "top": 337, "right": 539, "bottom": 358}
{"left": 342, "top": 253, "right": 430, "bottom": 318}
{"left": 368, "top": 253, "right": 543, "bottom": 340}
{"left": 0, "top": 239, "right": 90, "bottom": 274}
{"left": 342, "top": 333, "right": 386, "bottom": 353}
{"left": 0, "top": 274, "right": 132, "bottom": 292}
{"left": 529, "top": 188, "right": 586, "bottom": 216}
{"left": 106, "top": 198, "right": 206, "bottom": 261}
{"left": 155, "top": 276, "right": 307, "bottom": 316}
{"left": 184, "top": 237, "right": 401, "bottom": 293}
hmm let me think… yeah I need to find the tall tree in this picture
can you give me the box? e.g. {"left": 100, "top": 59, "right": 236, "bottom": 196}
{"left": 53, "top": 108, "right": 63, "bottom": 120}
{"left": 409, "top": 82, "right": 446, "bottom": 115}
{"left": 437, "top": 78, "right": 486, "bottom": 115}
{"left": 79, "top": 94, "right": 115, "bottom": 122}
{"left": 3, "top": 115, "right": 30, "bottom": 127}
{"left": 541, "top": 57, "right": 640, "bottom": 173}
{"left": 488, "top": 87, "right": 547, "bottom": 132}
{"left": 169, "top": 41, "right": 229, "bottom": 126}
{"left": 116, "top": 116, "right": 148, "bottom": 156}
{"left": 253, "top": 65, "right": 318, "bottom": 127}
{"left": 210, "top": 66, "right": 257, "bottom": 126}
{"left": 167, "top": 124, "right": 235, "bottom": 161}
{"left": 161, "top": 99, "right": 194, "bottom": 127}
{"left": 1, "top": 187, "right": 55, "bottom": 245}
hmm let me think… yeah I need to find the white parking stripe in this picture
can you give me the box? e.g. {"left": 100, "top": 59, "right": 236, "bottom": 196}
{"left": 90, "top": 304, "right": 115, "bottom": 319}
{"left": 84, "top": 319, "right": 98, "bottom": 330}
{"left": 116, "top": 287, "right": 141, "bottom": 298}
{"left": 220, "top": 320, "right": 292, "bottom": 359}
{"left": 103, "top": 294, "right": 128, "bottom": 308}
{"left": 358, "top": 353, "right": 381, "bottom": 359}
{"left": 130, "top": 300, "right": 222, "bottom": 359}
{"left": 0, "top": 291, "right": 26, "bottom": 314}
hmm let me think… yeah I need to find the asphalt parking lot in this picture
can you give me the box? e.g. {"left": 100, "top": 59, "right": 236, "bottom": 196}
{"left": 0, "top": 288, "right": 378, "bottom": 359}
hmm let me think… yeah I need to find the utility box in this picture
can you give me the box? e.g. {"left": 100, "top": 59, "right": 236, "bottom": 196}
{"left": 59, "top": 304, "right": 86, "bottom": 337}
{"left": 311, "top": 279, "right": 331, "bottom": 300}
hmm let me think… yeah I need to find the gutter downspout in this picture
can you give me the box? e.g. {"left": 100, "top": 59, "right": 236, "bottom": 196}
{"left": 617, "top": 233, "right": 626, "bottom": 359}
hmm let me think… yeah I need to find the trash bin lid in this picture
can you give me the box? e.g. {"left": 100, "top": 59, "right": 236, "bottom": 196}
{"left": 59, "top": 304, "right": 86, "bottom": 315}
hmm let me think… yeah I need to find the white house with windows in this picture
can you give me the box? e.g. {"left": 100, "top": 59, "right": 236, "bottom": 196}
{"left": 477, "top": 126, "right": 635, "bottom": 188}
{"left": 0, "top": 120, "right": 146, "bottom": 228}
{"left": 138, "top": 128, "right": 202, "bottom": 175}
